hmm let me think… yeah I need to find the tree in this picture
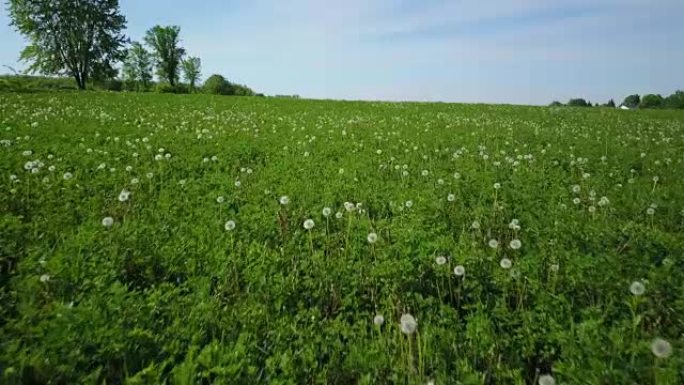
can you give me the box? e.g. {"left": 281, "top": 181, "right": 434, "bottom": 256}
{"left": 203, "top": 74, "right": 231, "bottom": 95}
{"left": 662, "top": 91, "right": 684, "bottom": 109}
{"left": 7, "top": 0, "right": 127, "bottom": 89}
{"left": 639, "top": 94, "right": 664, "bottom": 109}
{"left": 549, "top": 101, "right": 563, "bottom": 107}
{"left": 622, "top": 94, "right": 640, "bottom": 109}
{"left": 567, "top": 98, "right": 590, "bottom": 107}
{"left": 181, "top": 57, "right": 201, "bottom": 90}
{"left": 144, "top": 25, "right": 185, "bottom": 86}
{"left": 604, "top": 99, "right": 616, "bottom": 108}
{"left": 122, "top": 42, "right": 153, "bottom": 91}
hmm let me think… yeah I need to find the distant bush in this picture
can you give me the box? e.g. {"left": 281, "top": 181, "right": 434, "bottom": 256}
{"left": 155, "top": 82, "right": 190, "bottom": 94}
{"left": 639, "top": 94, "right": 664, "bottom": 109}
{"left": 203, "top": 74, "right": 232, "bottom": 95}
{"left": 662, "top": 91, "right": 684, "bottom": 109}
{"left": 548, "top": 101, "right": 563, "bottom": 107}
{"left": 567, "top": 98, "right": 590, "bottom": 107}
{"left": 0, "top": 75, "right": 78, "bottom": 92}
{"left": 622, "top": 94, "right": 640, "bottom": 109}
{"left": 203, "top": 74, "right": 255, "bottom": 96}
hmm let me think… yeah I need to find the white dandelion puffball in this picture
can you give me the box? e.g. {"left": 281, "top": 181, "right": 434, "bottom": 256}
{"left": 234, "top": 180, "right": 241, "bottom": 188}
{"left": 216, "top": 196, "right": 225, "bottom": 204}
{"left": 367, "top": 232, "right": 378, "bottom": 244}
{"left": 405, "top": 200, "right": 413, "bottom": 208}
{"left": 538, "top": 374, "right": 555, "bottom": 385}
{"left": 630, "top": 281, "right": 645, "bottom": 296}
{"left": 573, "top": 198, "right": 581, "bottom": 205}
{"left": 493, "top": 182, "right": 501, "bottom": 189}
{"left": 421, "top": 170, "right": 429, "bottom": 176}
{"left": 224, "top": 220, "right": 236, "bottom": 231}
{"left": 279, "top": 195, "right": 290, "bottom": 205}
{"left": 435, "top": 256, "right": 447, "bottom": 265}
{"left": 651, "top": 338, "right": 672, "bottom": 358}
{"left": 373, "top": 314, "right": 385, "bottom": 326}
{"left": 118, "top": 189, "right": 131, "bottom": 202}
{"left": 488, "top": 239, "right": 499, "bottom": 249}
{"left": 303, "top": 219, "right": 315, "bottom": 230}
{"left": 102, "top": 217, "right": 114, "bottom": 227}
{"left": 63, "top": 172, "right": 73, "bottom": 180}
{"left": 454, "top": 265, "right": 465, "bottom": 276}
{"left": 646, "top": 207, "right": 655, "bottom": 215}
{"left": 131, "top": 177, "right": 140, "bottom": 185}
{"left": 146, "top": 172, "right": 153, "bottom": 179}
{"left": 335, "top": 211, "right": 343, "bottom": 219}
{"left": 40, "top": 274, "right": 50, "bottom": 283}
{"left": 400, "top": 313, "right": 417, "bottom": 335}
{"left": 471, "top": 220, "right": 480, "bottom": 230}
{"left": 447, "top": 193, "right": 456, "bottom": 202}
{"left": 344, "top": 202, "right": 355, "bottom": 212}
{"left": 322, "top": 207, "right": 331, "bottom": 217}
{"left": 509, "top": 239, "right": 522, "bottom": 250}
{"left": 500, "top": 258, "right": 512, "bottom": 269}
{"left": 572, "top": 184, "right": 581, "bottom": 194}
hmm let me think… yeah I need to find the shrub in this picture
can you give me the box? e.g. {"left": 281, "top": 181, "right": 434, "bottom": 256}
{"left": 203, "top": 74, "right": 232, "bottom": 95}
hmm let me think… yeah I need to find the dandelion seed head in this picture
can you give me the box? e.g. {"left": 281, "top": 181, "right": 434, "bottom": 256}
{"left": 279, "top": 195, "right": 290, "bottom": 205}
{"left": 367, "top": 232, "right": 378, "bottom": 244}
{"left": 400, "top": 313, "right": 417, "bottom": 335}
{"left": 488, "top": 239, "right": 499, "bottom": 249}
{"left": 509, "top": 239, "right": 522, "bottom": 250}
{"left": 435, "top": 256, "right": 447, "bottom": 265}
{"left": 224, "top": 220, "right": 236, "bottom": 231}
{"left": 500, "top": 258, "right": 512, "bottom": 269}
{"left": 454, "top": 265, "right": 465, "bottom": 276}
{"left": 373, "top": 314, "right": 385, "bottom": 326}
{"left": 651, "top": 338, "right": 672, "bottom": 358}
{"left": 538, "top": 374, "right": 556, "bottom": 385}
{"left": 40, "top": 274, "right": 50, "bottom": 283}
{"left": 102, "top": 217, "right": 114, "bottom": 227}
{"left": 303, "top": 219, "right": 315, "bottom": 230}
{"left": 630, "top": 281, "right": 645, "bottom": 296}
{"left": 118, "top": 189, "right": 131, "bottom": 202}
{"left": 322, "top": 207, "right": 332, "bottom": 217}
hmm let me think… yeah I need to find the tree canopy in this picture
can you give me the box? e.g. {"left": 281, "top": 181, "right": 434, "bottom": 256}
{"left": 144, "top": 25, "right": 185, "bottom": 86}
{"left": 181, "top": 57, "right": 201, "bottom": 90}
{"left": 8, "top": 0, "right": 127, "bottom": 89}
{"left": 122, "top": 42, "right": 153, "bottom": 91}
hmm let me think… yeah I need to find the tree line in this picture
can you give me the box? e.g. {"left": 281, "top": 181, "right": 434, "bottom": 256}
{"left": 550, "top": 91, "right": 684, "bottom": 110}
{"left": 6, "top": 0, "right": 256, "bottom": 96}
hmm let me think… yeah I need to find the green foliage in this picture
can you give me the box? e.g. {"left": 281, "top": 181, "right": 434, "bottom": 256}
{"left": 1, "top": 93, "right": 683, "bottom": 384}
{"left": 567, "top": 98, "right": 590, "bottom": 107}
{"left": 7, "top": 0, "right": 127, "bottom": 89}
{"left": 639, "top": 94, "right": 664, "bottom": 109}
{"left": 203, "top": 74, "right": 231, "bottom": 95}
{"left": 123, "top": 42, "right": 154, "bottom": 92}
{"left": 232, "top": 83, "right": 255, "bottom": 96}
{"left": 623, "top": 94, "right": 641, "bottom": 109}
{"left": 0, "top": 75, "right": 78, "bottom": 92}
{"left": 181, "top": 57, "right": 202, "bottom": 91}
{"left": 154, "top": 82, "right": 190, "bottom": 94}
{"left": 144, "top": 25, "right": 186, "bottom": 86}
{"left": 604, "top": 99, "right": 616, "bottom": 108}
{"left": 548, "top": 101, "right": 563, "bottom": 107}
{"left": 662, "top": 91, "right": 684, "bottom": 109}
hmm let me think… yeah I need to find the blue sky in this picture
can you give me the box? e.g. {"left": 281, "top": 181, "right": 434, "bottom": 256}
{"left": 1, "top": 0, "right": 683, "bottom": 105}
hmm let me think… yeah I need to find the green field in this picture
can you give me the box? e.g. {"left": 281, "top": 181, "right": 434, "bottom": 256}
{"left": 1, "top": 92, "right": 683, "bottom": 384}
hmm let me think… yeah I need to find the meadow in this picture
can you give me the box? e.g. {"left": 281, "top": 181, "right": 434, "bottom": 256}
{"left": 1, "top": 92, "right": 683, "bottom": 385}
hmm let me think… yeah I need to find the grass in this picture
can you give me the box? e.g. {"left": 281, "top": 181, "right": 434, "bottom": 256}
{"left": 1, "top": 92, "right": 683, "bottom": 384}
